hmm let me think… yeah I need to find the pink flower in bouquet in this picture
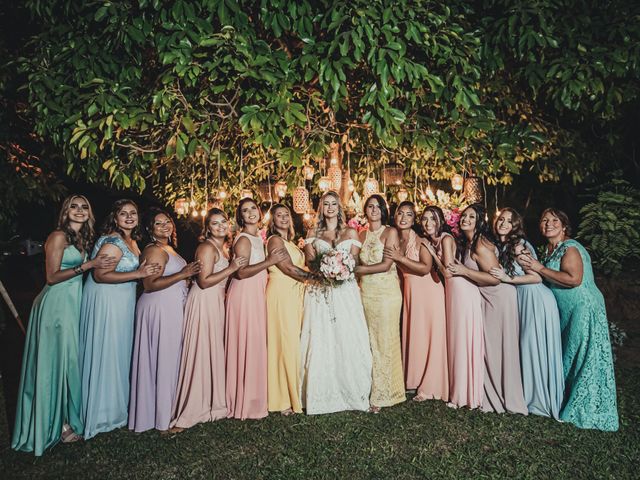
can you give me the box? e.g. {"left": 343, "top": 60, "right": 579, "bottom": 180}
{"left": 444, "top": 207, "right": 461, "bottom": 237}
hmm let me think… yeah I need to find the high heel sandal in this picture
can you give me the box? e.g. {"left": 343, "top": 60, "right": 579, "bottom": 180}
{"left": 61, "top": 424, "right": 82, "bottom": 443}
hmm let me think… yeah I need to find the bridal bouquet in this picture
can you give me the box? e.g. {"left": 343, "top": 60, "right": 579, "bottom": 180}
{"left": 310, "top": 249, "right": 356, "bottom": 287}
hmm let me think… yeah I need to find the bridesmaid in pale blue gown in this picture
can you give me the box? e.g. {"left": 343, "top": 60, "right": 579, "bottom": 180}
{"left": 490, "top": 208, "right": 564, "bottom": 419}
{"left": 520, "top": 208, "right": 618, "bottom": 431}
{"left": 79, "top": 200, "right": 160, "bottom": 439}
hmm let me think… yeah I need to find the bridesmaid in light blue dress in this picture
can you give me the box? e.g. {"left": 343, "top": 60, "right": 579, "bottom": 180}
{"left": 491, "top": 208, "right": 564, "bottom": 419}
{"left": 79, "top": 200, "right": 160, "bottom": 439}
{"left": 520, "top": 208, "right": 618, "bottom": 431}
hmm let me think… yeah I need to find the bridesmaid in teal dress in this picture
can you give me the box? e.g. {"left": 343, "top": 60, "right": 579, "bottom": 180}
{"left": 79, "top": 200, "right": 160, "bottom": 439}
{"left": 12, "top": 195, "right": 116, "bottom": 455}
{"left": 520, "top": 208, "right": 619, "bottom": 431}
{"left": 490, "top": 208, "right": 564, "bottom": 419}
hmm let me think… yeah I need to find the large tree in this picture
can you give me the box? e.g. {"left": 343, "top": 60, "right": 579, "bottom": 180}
{"left": 2, "top": 0, "right": 639, "bottom": 216}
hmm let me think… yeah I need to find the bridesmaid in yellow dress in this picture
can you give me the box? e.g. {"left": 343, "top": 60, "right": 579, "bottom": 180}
{"left": 356, "top": 194, "right": 406, "bottom": 412}
{"left": 171, "top": 208, "right": 247, "bottom": 432}
{"left": 265, "top": 204, "right": 313, "bottom": 415}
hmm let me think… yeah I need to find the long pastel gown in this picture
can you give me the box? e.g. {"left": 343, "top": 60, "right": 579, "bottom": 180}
{"left": 79, "top": 235, "right": 139, "bottom": 439}
{"left": 508, "top": 241, "right": 564, "bottom": 419}
{"left": 129, "top": 248, "right": 188, "bottom": 432}
{"left": 12, "top": 245, "right": 85, "bottom": 456}
{"left": 543, "top": 239, "right": 618, "bottom": 431}
{"left": 300, "top": 238, "right": 373, "bottom": 414}
{"left": 225, "top": 232, "right": 268, "bottom": 420}
{"left": 438, "top": 233, "right": 484, "bottom": 409}
{"left": 359, "top": 227, "right": 405, "bottom": 408}
{"left": 399, "top": 230, "right": 448, "bottom": 401}
{"left": 171, "top": 240, "right": 228, "bottom": 428}
{"left": 465, "top": 249, "right": 527, "bottom": 415}
{"left": 266, "top": 238, "right": 306, "bottom": 413}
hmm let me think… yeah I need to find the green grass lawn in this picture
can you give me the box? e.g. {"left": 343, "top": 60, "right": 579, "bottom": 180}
{"left": 0, "top": 363, "right": 638, "bottom": 479}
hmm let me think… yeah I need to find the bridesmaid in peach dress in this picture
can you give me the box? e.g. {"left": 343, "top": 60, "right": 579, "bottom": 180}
{"left": 447, "top": 204, "right": 527, "bottom": 415}
{"left": 226, "top": 198, "right": 287, "bottom": 420}
{"left": 422, "top": 206, "right": 484, "bottom": 409}
{"left": 265, "top": 204, "right": 312, "bottom": 415}
{"left": 385, "top": 202, "right": 448, "bottom": 402}
{"left": 171, "top": 209, "right": 247, "bottom": 432}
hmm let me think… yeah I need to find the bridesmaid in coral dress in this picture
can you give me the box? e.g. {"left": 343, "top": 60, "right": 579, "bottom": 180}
{"left": 129, "top": 209, "right": 200, "bottom": 433}
{"left": 226, "top": 198, "right": 287, "bottom": 420}
{"left": 423, "top": 206, "right": 483, "bottom": 409}
{"left": 356, "top": 195, "right": 406, "bottom": 412}
{"left": 385, "top": 202, "right": 448, "bottom": 402}
{"left": 171, "top": 208, "right": 246, "bottom": 431}
{"left": 265, "top": 204, "right": 312, "bottom": 415}
{"left": 448, "top": 204, "right": 527, "bottom": 415}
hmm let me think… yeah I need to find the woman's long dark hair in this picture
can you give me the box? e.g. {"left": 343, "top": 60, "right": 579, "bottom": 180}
{"left": 457, "top": 203, "right": 496, "bottom": 260}
{"left": 101, "top": 199, "right": 142, "bottom": 240}
{"left": 494, "top": 207, "right": 527, "bottom": 276}
{"left": 420, "top": 205, "right": 452, "bottom": 240}
{"left": 57, "top": 194, "right": 95, "bottom": 253}
{"left": 364, "top": 194, "right": 389, "bottom": 226}
{"left": 201, "top": 208, "right": 228, "bottom": 241}
{"left": 143, "top": 208, "right": 177, "bottom": 247}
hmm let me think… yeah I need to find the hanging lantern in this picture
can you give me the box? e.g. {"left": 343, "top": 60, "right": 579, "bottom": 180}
{"left": 397, "top": 188, "right": 409, "bottom": 202}
{"left": 189, "top": 199, "right": 197, "bottom": 208}
{"left": 174, "top": 198, "right": 188, "bottom": 216}
{"left": 303, "top": 164, "right": 315, "bottom": 180}
{"left": 274, "top": 180, "right": 287, "bottom": 199}
{"left": 329, "top": 143, "right": 340, "bottom": 166}
{"left": 257, "top": 181, "right": 274, "bottom": 202}
{"left": 303, "top": 209, "right": 315, "bottom": 228}
{"left": 363, "top": 177, "right": 379, "bottom": 199}
{"left": 464, "top": 176, "right": 483, "bottom": 204}
{"left": 200, "top": 207, "right": 207, "bottom": 217}
{"left": 240, "top": 189, "right": 253, "bottom": 199}
{"left": 328, "top": 165, "right": 342, "bottom": 191}
{"left": 383, "top": 162, "right": 405, "bottom": 186}
{"left": 218, "top": 188, "right": 227, "bottom": 200}
{"left": 293, "top": 186, "right": 310, "bottom": 214}
{"left": 426, "top": 186, "right": 436, "bottom": 201}
{"left": 191, "top": 209, "right": 199, "bottom": 218}
{"left": 451, "top": 174, "right": 464, "bottom": 191}
{"left": 318, "top": 176, "right": 331, "bottom": 192}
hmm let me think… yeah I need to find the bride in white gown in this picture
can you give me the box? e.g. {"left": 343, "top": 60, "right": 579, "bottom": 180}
{"left": 300, "top": 191, "right": 373, "bottom": 414}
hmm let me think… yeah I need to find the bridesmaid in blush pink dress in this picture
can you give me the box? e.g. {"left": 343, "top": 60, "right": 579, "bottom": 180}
{"left": 447, "top": 204, "right": 527, "bottom": 415}
{"left": 385, "top": 202, "right": 448, "bottom": 402}
{"left": 226, "top": 198, "right": 287, "bottom": 420}
{"left": 422, "top": 206, "right": 484, "bottom": 409}
{"left": 170, "top": 209, "right": 247, "bottom": 432}
{"left": 129, "top": 210, "right": 200, "bottom": 433}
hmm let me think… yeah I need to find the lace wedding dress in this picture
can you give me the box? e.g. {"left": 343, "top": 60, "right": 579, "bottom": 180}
{"left": 299, "top": 238, "right": 373, "bottom": 414}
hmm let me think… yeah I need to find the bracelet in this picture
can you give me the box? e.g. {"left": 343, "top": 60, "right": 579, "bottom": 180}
{"left": 73, "top": 265, "right": 84, "bottom": 275}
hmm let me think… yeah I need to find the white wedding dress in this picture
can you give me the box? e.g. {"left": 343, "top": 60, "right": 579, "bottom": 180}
{"left": 300, "top": 238, "right": 373, "bottom": 414}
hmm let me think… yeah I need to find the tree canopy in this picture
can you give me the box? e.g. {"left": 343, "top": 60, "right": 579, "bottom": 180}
{"left": 2, "top": 0, "right": 640, "bottom": 213}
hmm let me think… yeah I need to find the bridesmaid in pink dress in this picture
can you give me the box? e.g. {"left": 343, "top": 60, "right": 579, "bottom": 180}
{"left": 226, "top": 198, "right": 287, "bottom": 420}
{"left": 447, "top": 204, "right": 527, "bottom": 415}
{"left": 422, "top": 206, "right": 484, "bottom": 409}
{"left": 171, "top": 209, "right": 247, "bottom": 432}
{"left": 385, "top": 202, "right": 448, "bottom": 402}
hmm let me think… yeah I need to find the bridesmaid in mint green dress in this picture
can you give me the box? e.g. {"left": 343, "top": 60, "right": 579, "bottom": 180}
{"left": 79, "top": 200, "right": 160, "bottom": 439}
{"left": 12, "top": 195, "right": 116, "bottom": 455}
{"left": 520, "top": 208, "right": 618, "bottom": 431}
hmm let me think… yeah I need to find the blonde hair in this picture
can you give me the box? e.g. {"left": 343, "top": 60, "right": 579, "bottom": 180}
{"left": 315, "top": 191, "right": 346, "bottom": 241}
{"left": 267, "top": 204, "right": 295, "bottom": 241}
{"left": 57, "top": 194, "right": 95, "bottom": 253}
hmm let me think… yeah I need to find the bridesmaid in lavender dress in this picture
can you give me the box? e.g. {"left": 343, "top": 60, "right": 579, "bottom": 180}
{"left": 171, "top": 209, "right": 246, "bottom": 431}
{"left": 447, "top": 204, "right": 527, "bottom": 415}
{"left": 422, "top": 206, "right": 483, "bottom": 409}
{"left": 226, "top": 198, "right": 287, "bottom": 420}
{"left": 129, "top": 209, "right": 201, "bottom": 433}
